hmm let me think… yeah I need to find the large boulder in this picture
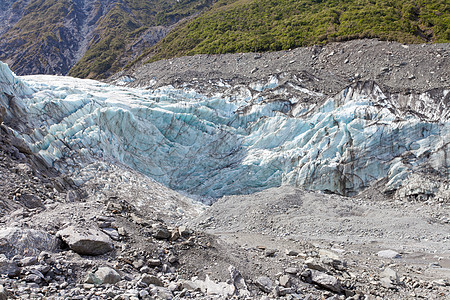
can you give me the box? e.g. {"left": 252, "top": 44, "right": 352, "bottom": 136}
{"left": 0, "top": 227, "right": 59, "bottom": 258}
{"left": 57, "top": 226, "right": 113, "bottom": 256}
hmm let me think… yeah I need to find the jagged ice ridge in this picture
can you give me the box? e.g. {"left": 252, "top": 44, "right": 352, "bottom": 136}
{"left": 0, "top": 61, "right": 449, "bottom": 199}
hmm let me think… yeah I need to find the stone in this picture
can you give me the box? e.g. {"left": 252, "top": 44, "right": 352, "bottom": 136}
{"left": 95, "top": 267, "right": 121, "bottom": 284}
{"left": 0, "top": 227, "right": 59, "bottom": 258}
{"left": 102, "top": 228, "right": 120, "bottom": 241}
{"left": 24, "top": 274, "right": 42, "bottom": 283}
{"left": 285, "top": 250, "right": 298, "bottom": 256}
{"left": 117, "top": 227, "right": 126, "bottom": 236}
{"left": 285, "top": 267, "right": 298, "bottom": 275}
{"left": 255, "top": 276, "right": 273, "bottom": 293}
{"left": 433, "top": 279, "right": 448, "bottom": 286}
{"left": 305, "top": 258, "right": 327, "bottom": 272}
{"left": 20, "top": 256, "right": 38, "bottom": 266}
{"left": 279, "top": 287, "right": 295, "bottom": 296}
{"left": 310, "top": 270, "right": 342, "bottom": 293}
{"left": 57, "top": 226, "right": 113, "bottom": 256}
{"left": 0, "top": 285, "right": 7, "bottom": 300}
{"left": 319, "top": 249, "right": 341, "bottom": 260}
{"left": 181, "top": 280, "right": 200, "bottom": 291}
{"left": 380, "top": 267, "right": 399, "bottom": 283}
{"left": 133, "top": 259, "right": 145, "bottom": 269}
{"left": 170, "top": 230, "right": 180, "bottom": 241}
{"left": 279, "top": 275, "right": 291, "bottom": 287}
{"left": 380, "top": 267, "right": 399, "bottom": 289}
{"left": 154, "top": 287, "right": 173, "bottom": 300}
{"left": 265, "top": 249, "right": 277, "bottom": 257}
{"left": 0, "top": 255, "right": 20, "bottom": 277}
{"left": 139, "top": 290, "right": 150, "bottom": 298}
{"left": 147, "top": 259, "right": 161, "bottom": 266}
{"left": 377, "top": 250, "right": 401, "bottom": 259}
{"left": 153, "top": 226, "right": 171, "bottom": 240}
{"left": 141, "top": 274, "right": 164, "bottom": 286}
{"left": 193, "top": 275, "right": 235, "bottom": 296}
{"left": 229, "top": 265, "right": 249, "bottom": 297}
{"left": 20, "top": 194, "right": 45, "bottom": 209}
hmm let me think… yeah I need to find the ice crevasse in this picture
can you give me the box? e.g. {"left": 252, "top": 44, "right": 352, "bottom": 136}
{"left": 0, "top": 61, "right": 449, "bottom": 199}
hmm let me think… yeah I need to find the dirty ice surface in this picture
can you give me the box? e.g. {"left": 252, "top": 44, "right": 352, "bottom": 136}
{"left": 1, "top": 62, "right": 448, "bottom": 199}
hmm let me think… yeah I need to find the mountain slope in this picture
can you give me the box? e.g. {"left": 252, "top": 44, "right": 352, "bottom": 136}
{"left": 139, "top": 0, "right": 450, "bottom": 63}
{"left": 0, "top": 0, "right": 213, "bottom": 78}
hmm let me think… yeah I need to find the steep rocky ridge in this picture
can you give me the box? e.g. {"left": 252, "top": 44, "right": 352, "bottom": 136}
{"left": 0, "top": 0, "right": 212, "bottom": 78}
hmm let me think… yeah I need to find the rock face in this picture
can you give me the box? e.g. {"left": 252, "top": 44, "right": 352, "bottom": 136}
{"left": 0, "top": 227, "right": 59, "bottom": 258}
{"left": 0, "top": 0, "right": 206, "bottom": 77}
{"left": 57, "top": 226, "right": 113, "bottom": 256}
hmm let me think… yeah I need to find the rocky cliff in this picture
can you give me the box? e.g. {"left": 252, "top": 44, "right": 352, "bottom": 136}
{"left": 0, "top": 0, "right": 211, "bottom": 78}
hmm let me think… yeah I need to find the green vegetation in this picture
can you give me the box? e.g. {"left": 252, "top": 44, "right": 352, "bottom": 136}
{"left": 1, "top": 0, "right": 71, "bottom": 67}
{"left": 142, "top": 0, "right": 450, "bottom": 64}
{"left": 69, "top": 0, "right": 214, "bottom": 79}
{"left": 2, "top": 0, "right": 448, "bottom": 78}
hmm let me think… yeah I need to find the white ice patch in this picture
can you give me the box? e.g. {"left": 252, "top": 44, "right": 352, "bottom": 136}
{"left": 0, "top": 62, "right": 448, "bottom": 198}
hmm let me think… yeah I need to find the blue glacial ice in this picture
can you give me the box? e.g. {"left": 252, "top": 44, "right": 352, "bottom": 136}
{"left": 1, "top": 61, "right": 449, "bottom": 198}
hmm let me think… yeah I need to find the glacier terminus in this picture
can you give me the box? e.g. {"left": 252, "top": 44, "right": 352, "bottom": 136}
{"left": 0, "top": 61, "right": 449, "bottom": 201}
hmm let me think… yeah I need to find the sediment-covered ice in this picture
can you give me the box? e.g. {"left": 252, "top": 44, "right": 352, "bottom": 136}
{"left": 0, "top": 61, "right": 448, "bottom": 199}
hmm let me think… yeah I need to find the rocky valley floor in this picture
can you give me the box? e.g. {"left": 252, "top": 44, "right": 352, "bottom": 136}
{"left": 0, "top": 124, "right": 448, "bottom": 300}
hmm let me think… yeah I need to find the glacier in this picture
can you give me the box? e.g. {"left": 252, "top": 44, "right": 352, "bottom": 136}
{"left": 0, "top": 61, "right": 449, "bottom": 199}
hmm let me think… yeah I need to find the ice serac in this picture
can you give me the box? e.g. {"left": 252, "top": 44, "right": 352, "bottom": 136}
{"left": 0, "top": 62, "right": 448, "bottom": 199}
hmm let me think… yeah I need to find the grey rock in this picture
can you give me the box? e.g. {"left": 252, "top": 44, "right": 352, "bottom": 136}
{"left": 178, "top": 226, "right": 191, "bottom": 237}
{"left": 170, "top": 230, "right": 180, "bottom": 241}
{"left": 117, "top": 227, "right": 127, "bottom": 236}
{"left": 285, "top": 267, "right": 298, "bottom": 275}
{"left": 140, "top": 266, "right": 151, "bottom": 273}
{"left": 57, "top": 226, "right": 113, "bottom": 256}
{"left": 279, "top": 287, "right": 295, "bottom": 296}
{"left": 148, "top": 258, "right": 161, "bottom": 266}
{"left": 153, "top": 226, "right": 171, "bottom": 240}
{"left": 229, "top": 265, "right": 249, "bottom": 297}
{"left": 181, "top": 280, "right": 200, "bottom": 291}
{"left": 279, "top": 275, "right": 291, "bottom": 287}
{"left": 20, "top": 256, "right": 38, "bottom": 267}
{"left": 20, "top": 194, "right": 45, "bottom": 209}
{"left": 24, "top": 274, "right": 42, "bottom": 283}
{"left": 102, "top": 228, "right": 120, "bottom": 241}
{"left": 265, "top": 249, "right": 277, "bottom": 257}
{"left": 0, "top": 227, "right": 59, "bottom": 258}
{"left": 433, "top": 279, "right": 449, "bottom": 286}
{"left": 0, "top": 285, "right": 7, "bottom": 300}
{"left": 139, "top": 290, "right": 150, "bottom": 298}
{"left": 141, "top": 274, "right": 164, "bottom": 286}
{"left": 310, "top": 270, "right": 342, "bottom": 293}
{"left": 95, "top": 267, "right": 121, "bottom": 284}
{"left": 380, "top": 267, "right": 399, "bottom": 289}
{"left": 285, "top": 250, "right": 298, "bottom": 256}
{"left": 0, "top": 255, "right": 20, "bottom": 278}
{"left": 255, "top": 276, "right": 273, "bottom": 293}
{"left": 377, "top": 250, "right": 401, "bottom": 259}
{"left": 133, "top": 259, "right": 145, "bottom": 269}
{"left": 154, "top": 287, "right": 173, "bottom": 300}
{"left": 305, "top": 258, "right": 327, "bottom": 272}
{"left": 193, "top": 275, "right": 235, "bottom": 296}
